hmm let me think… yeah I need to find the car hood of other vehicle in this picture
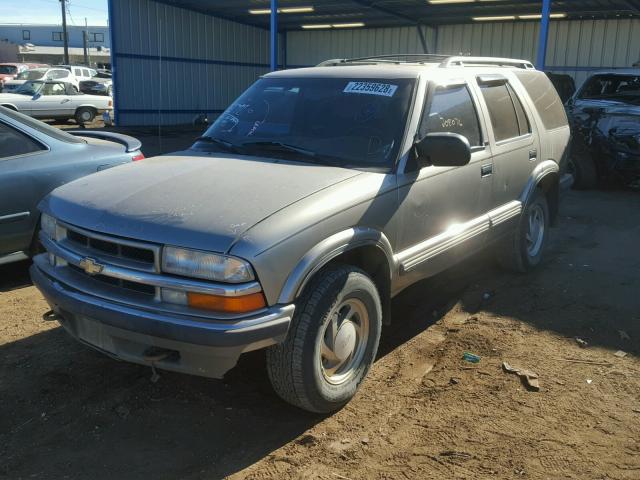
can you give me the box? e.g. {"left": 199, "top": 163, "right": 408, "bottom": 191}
{"left": 41, "top": 152, "right": 363, "bottom": 253}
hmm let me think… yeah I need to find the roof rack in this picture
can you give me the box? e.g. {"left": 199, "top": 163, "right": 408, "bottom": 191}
{"left": 440, "top": 56, "right": 535, "bottom": 69}
{"left": 317, "top": 54, "right": 450, "bottom": 66}
{"left": 317, "top": 54, "right": 535, "bottom": 70}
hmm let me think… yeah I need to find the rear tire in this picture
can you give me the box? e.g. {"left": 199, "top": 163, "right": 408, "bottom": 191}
{"left": 569, "top": 144, "right": 598, "bottom": 189}
{"left": 266, "top": 265, "right": 382, "bottom": 413}
{"left": 497, "top": 189, "right": 549, "bottom": 273}
{"left": 75, "top": 107, "right": 96, "bottom": 125}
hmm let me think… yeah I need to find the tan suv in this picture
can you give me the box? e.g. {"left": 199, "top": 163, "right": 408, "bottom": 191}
{"left": 32, "top": 55, "right": 570, "bottom": 412}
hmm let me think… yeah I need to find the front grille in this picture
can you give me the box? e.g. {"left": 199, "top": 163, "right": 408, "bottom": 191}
{"left": 66, "top": 228, "right": 156, "bottom": 266}
{"left": 68, "top": 264, "right": 156, "bottom": 296}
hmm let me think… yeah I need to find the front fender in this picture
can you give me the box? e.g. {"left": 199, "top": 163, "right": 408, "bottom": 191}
{"left": 277, "top": 227, "right": 396, "bottom": 304}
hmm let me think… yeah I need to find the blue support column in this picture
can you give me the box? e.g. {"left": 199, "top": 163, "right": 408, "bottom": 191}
{"left": 536, "top": 0, "right": 551, "bottom": 70}
{"left": 270, "top": 0, "right": 278, "bottom": 71}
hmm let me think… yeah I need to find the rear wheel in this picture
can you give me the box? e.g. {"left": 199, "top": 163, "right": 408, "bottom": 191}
{"left": 266, "top": 265, "right": 382, "bottom": 413}
{"left": 75, "top": 107, "right": 96, "bottom": 125}
{"left": 569, "top": 144, "right": 598, "bottom": 189}
{"left": 497, "top": 189, "right": 549, "bottom": 272}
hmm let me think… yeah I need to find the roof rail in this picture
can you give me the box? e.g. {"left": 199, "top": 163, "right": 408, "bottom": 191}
{"left": 316, "top": 54, "right": 536, "bottom": 70}
{"left": 440, "top": 56, "right": 535, "bottom": 69}
{"left": 317, "top": 54, "right": 450, "bottom": 67}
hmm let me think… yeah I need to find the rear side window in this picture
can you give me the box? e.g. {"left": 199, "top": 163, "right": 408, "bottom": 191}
{"left": 508, "top": 84, "right": 531, "bottom": 136}
{"left": 74, "top": 68, "right": 82, "bottom": 76}
{"left": 514, "top": 70, "right": 568, "bottom": 130}
{"left": 480, "top": 83, "right": 521, "bottom": 142}
{"left": 0, "top": 121, "right": 46, "bottom": 159}
{"left": 420, "top": 84, "right": 482, "bottom": 147}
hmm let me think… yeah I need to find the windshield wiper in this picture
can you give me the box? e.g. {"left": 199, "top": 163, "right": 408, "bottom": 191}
{"left": 242, "top": 141, "right": 316, "bottom": 156}
{"left": 194, "top": 136, "right": 241, "bottom": 153}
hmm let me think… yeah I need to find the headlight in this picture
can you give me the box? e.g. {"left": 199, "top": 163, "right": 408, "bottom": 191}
{"left": 162, "top": 246, "right": 255, "bottom": 283}
{"left": 41, "top": 213, "right": 56, "bottom": 239}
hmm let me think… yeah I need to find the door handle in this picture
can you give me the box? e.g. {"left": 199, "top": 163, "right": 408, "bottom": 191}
{"left": 481, "top": 163, "right": 493, "bottom": 177}
{"left": 61, "top": 99, "right": 71, "bottom": 103}
{"left": 529, "top": 149, "right": 537, "bottom": 161}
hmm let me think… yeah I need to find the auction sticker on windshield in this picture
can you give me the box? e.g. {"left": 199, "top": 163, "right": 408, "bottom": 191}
{"left": 343, "top": 82, "right": 398, "bottom": 97}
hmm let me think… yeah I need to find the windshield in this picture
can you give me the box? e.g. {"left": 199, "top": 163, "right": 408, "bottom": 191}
{"left": 198, "top": 76, "right": 416, "bottom": 170}
{"left": 15, "top": 81, "right": 44, "bottom": 96}
{"left": 579, "top": 74, "right": 640, "bottom": 102}
{"left": 16, "top": 69, "right": 45, "bottom": 80}
{"left": 0, "top": 65, "right": 18, "bottom": 75}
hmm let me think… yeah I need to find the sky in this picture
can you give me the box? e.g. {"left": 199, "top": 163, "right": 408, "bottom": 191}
{"left": 2, "top": 0, "right": 109, "bottom": 26}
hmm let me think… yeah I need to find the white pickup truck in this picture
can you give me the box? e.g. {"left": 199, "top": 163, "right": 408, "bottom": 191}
{"left": 0, "top": 80, "right": 112, "bottom": 124}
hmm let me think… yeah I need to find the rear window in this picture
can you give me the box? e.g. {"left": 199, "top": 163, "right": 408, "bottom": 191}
{"left": 0, "top": 106, "right": 85, "bottom": 144}
{"left": 0, "top": 65, "right": 18, "bottom": 75}
{"left": 514, "top": 70, "right": 568, "bottom": 130}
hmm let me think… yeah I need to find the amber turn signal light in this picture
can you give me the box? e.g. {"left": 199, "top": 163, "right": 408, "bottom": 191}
{"left": 187, "top": 291, "right": 266, "bottom": 313}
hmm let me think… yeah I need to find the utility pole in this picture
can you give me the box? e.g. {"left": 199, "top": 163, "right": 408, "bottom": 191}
{"left": 83, "top": 17, "right": 89, "bottom": 66}
{"left": 60, "top": 0, "right": 70, "bottom": 64}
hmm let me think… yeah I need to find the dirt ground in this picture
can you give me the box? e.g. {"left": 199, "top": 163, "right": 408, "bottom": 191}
{"left": 1, "top": 188, "right": 639, "bottom": 480}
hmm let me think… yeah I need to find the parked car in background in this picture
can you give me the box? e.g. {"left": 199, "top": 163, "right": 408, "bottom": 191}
{"left": 566, "top": 69, "right": 640, "bottom": 188}
{"left": 0, "top": 80, "right": 113, "bottom": 124}
{"left": 0, "top": 63, "right": 31, "bottom": 88}
{"left": 80, "top": 69, "right": 113, "bottom": 96}
{"left": 2, "top": 67, "right": 79, "bottom": 92}
{"left": 31, "top": 55, "right": 570, "bottom": 413}
{"left": 0, "top": 106, "right": 144, "bottom": 266}
{"left": 546, "top": 72, "right": 576, "bottom": 103}
{"left": 56, "top": 65, "right": 97, "bottom": 84}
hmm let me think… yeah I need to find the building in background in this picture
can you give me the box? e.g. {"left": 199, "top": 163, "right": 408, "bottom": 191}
{"left": 0, "top": 24, "right": 110, "bottom": 67}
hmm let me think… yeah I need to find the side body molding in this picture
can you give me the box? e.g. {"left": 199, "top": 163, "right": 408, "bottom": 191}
{"left": 520, "top": 160, "right": 559, "bottom": 206}
{"left": 277, "top": 227, "right": 396, "bottom": 304}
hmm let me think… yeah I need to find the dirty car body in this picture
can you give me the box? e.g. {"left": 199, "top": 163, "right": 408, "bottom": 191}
{"left": 0, "top": 106, "right": 143, "bottom": 265}
{"left": 566, "top": 69, "right": 640, "bottom": 188}
{"left": 31, "top": 57, "right": 570, "bottom": 412}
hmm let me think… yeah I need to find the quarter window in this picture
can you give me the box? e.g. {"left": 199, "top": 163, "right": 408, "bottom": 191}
{"left": 480, "top": 82, "right": 529, "bottom": 142}
{"left": 0, "top": 121, "right": 45, "bottom": 159}
{"left": 419, "top": 84, "right": 482, "bottom": 147}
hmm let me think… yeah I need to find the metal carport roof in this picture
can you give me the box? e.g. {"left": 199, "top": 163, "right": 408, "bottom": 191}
{"left": 155, "top": 0, "right": 640, "bottom": 30}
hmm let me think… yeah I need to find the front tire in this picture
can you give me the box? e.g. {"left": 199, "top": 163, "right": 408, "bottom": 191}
{"left": 497, "top": 189, "right": 549, "bottom": 272}
{"left": 266, "top": 265, "right": 382, "bottom": 413}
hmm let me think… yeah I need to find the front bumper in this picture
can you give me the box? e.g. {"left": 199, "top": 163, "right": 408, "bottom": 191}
{"left": 30, "top": 261, "right": 294, "bottom": 378}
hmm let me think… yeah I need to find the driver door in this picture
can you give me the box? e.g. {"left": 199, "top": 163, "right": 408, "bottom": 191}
{"left": 30, "top": 82, "right": 71, "bottom": 118}
{"left": 395, "top": 80, "right": 494, "bottom": 288}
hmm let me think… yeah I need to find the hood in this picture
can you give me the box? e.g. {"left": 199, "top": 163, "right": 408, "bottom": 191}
{"left": 41, "top": 152, "right": 362, "bottom": 253}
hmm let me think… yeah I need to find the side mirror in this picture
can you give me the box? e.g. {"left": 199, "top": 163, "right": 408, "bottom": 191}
{"left": 32, "top": 93, "right": 41, "bottom": 100}
{"left": 415, "top": 132, "right": 471, "bottom": 168}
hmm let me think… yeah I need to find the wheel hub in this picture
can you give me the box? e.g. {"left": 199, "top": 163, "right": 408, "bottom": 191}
{"left": 333, "top": 321, "right": 357, "bottom": 361}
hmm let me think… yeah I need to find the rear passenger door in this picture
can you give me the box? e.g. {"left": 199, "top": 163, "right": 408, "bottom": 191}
{"left": 475, "top": 75, "right": 539, "bottom": 210}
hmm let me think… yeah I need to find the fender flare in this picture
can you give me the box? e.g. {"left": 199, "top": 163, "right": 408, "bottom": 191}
{"left": 519, "top": 160, "right": 559, "bottom": 206}
{"left": 277, "top": 227, "right": 397, "bottom": 304}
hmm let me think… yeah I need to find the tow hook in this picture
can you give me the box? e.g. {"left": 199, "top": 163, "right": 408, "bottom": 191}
{"left": 142, "top": 347, "right": 179, "bottom": 383}
{"left": 42, "top": 310, "right": 62, "bottom": 322}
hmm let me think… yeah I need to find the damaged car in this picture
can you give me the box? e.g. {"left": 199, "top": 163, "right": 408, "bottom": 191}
{"left": 566, "top": 69, "right": 640, "bottom": 189}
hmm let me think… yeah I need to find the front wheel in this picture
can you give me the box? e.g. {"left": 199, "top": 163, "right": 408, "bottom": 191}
{"left": 497, "top": 189, "right": 549, "bottom": 272}
{"left": 266, "top": 265, "right": 382, "bottom": 413}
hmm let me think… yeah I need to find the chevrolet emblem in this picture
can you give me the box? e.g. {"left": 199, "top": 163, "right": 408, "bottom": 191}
{"left": 79, "top": 257, "right": 104, "bottom": 276}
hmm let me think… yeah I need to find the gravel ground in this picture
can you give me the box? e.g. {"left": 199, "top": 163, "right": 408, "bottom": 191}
{"left": 0, "top": 187, "right": 638, "bottom": 480}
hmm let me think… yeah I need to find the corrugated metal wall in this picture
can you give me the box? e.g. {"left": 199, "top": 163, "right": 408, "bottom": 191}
{"left": 436, "top": 18, "right": 640, "bottom": 86}
{"left": 288, "top": 19, "right": 640, "bottom": 87}
{"left": 285, "top": 26, "right": 436, "bottom": 67}
{"left": 110, "top": 0, "right": 272, "bottom": 126}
